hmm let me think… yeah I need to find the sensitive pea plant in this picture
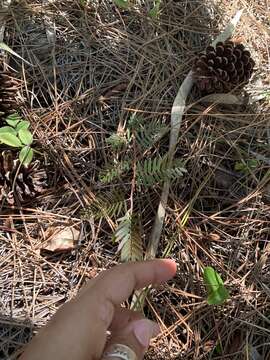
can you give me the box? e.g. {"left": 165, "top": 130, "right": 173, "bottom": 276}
{"left": 0, "top": 113, "right": 34, "bottom": 165}
{"left": 113, "top": 0, "right": 129, "bottom": 9}
{"left": 234, "top": 159, "right": 259, "bottom": 174}
{"left": 203, "top": 267, "right": 229, "bottom": 305}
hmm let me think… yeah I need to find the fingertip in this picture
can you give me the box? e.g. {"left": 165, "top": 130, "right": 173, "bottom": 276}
{"left": 150, "top": 258, "right": 177, "bottom": 284}
{"left": 160, "top": 259, "right": 177, "bottom": 277}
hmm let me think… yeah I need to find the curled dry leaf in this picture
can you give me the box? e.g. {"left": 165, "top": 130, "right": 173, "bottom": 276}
{"left": 99, "top": 82, "right": 129, "bottom": 101}
{"left": 200, "top": 93, "right": 247, "bottom": 105}
{"left": 41, "top": 225, "right": 81, "bottom": 252}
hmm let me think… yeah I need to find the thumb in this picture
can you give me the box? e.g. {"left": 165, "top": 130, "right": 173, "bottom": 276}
{"left": 102, "top": 319, "right": 160, "bottom": 360}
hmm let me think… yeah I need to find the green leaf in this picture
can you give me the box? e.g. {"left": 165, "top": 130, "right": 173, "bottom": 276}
{"left": 19, "top": 146, "right": 34, "bottom": 165}
{"left": 99, "top": 160, "right": 131, "bottom": 184}
{"left": 234, "top": 161, "right": 245, "bottom": 171}
{"left": 16, "top": 121, "right": 30, "bottom": 131}
{"left": 247, "top": 159, "right": 258, "bottom": 169}
{"left": 136, "top": 156, "right": 186, "bottom": 187}
{"left": 81, "top": 190, "right": 126, "bottom": 220}
{"left": 149, "top": 0, "right": 161, "bottom": 18}
{"left": 0, "top": 42, "right": 32, "bottom": 65}
{"left": 234, "top": 159, "right": 258, "bottom": 174}
{"left": 6, "top": 113, "right": 21, "bottom": 127}
{"left": 113, "top": 0, "right": 129, "bottom": 8}
{"left": 106, "top": 133, "right": 127, "bottom": 150}
{"left": 18, "top": 129, "right": 33, "bottom": 145}
{"left": 203, "top": 267, "right": 229, "bottom": 305}
{"left": 203, "top": 267, "right": 224, "bottom": 293}
{"left": 113, "top": 213, "right": 143, "bottom": 262}
{"left": 0, "top": 126, "right": 17, "bottom": 135}
{"left": 135, "top": 120, "right": 169, "bottom": 150}
{"left": 214, "top": 342, "right": 222, "bottom": 355}
{"left": 0, "top": 133, "right": 22, "bottom": 147}
{"left": 207, "top": 286, "right": 229, "bottom": 305}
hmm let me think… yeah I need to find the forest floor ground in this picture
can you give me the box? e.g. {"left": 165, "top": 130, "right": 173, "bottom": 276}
{"left": 0, "top": 0, "right": 270, "bottom": 359}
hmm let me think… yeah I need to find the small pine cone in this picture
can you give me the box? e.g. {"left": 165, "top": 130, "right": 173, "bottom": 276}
{"left": 0, "top": 150, "right": 47, "bottom": 205}
{"left": 192, "top": 41, "right": 255, "bottom": 94}
{"left": 0, "top": 64, "right": 21, "bottom": 122}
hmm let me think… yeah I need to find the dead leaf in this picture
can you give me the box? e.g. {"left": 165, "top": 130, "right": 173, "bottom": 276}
{"left": 99, "top": 82, "right": 128, "bottom": 102}
{"left": 208, "top": 233, "right": 221, "bottom": 242}
{"left": 200, "top": 93, "right": 247, "bottom": 105}
{"left": 41, "top": 225, "right": 81, "bottom": 252}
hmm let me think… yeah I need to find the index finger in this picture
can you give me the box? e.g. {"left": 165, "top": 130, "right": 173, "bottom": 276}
{"left": 91, "top": 259, "right": 177, "bottom": 305}
{"left": 19, "top": 260, "right": 176, "bottom": 360}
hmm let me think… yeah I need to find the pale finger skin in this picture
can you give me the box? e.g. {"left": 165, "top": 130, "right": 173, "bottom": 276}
{"left": 109, "top": 307, "right": 144, "bottom": 332}
{"left": 103, "top": 318, "right": 160, "bottom": 360}
{"left": 20, "top": 259, "right": 176, "bottom": 360}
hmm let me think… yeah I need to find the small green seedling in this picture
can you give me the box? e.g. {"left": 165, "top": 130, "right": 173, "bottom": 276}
{"left": 113, "top": 0, "right": 130, "bottom": 9}
{"left": 234, "top": 159, "right": 258, "bottom": 174}
{"left": 0, "top": 113, "right": 34, "bottom": 165}
{"left": 149, "top": 0, "right": 161, "bottom": 18}
{"left": 0, "top": 42, "right": 32, "bottom": 66}
{"left": 106, "top": 133, "right": 127, "bottom": 150}
{"left": 203, "top": 267, "right": 229, "bottom": 305}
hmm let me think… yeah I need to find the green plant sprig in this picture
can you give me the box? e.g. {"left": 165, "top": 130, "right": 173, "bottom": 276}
{"left": 203, "top": 267, "right": 229, "bottom": 305}
{"left": 0, "top": 113, "right": 34, "bottom": 165}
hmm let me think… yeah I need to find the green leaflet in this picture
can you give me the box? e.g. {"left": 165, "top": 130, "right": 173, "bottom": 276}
{"left": 136, "top": 156, "right": 186, "bottom": 186}
{"left": 16, "top": 121, "right": 30, "bottom": 131}
{"left": 106, "top": 133, "right": 127, "bottom": 150}
{"left": 0, "top": 126, "right": 17, "bottom": 135}
{"left": 0, "top": 42, "right": 32, "bottom": 65}
{"left": 135, "top": 121, "right": 168, "bottom": 150}
{"left": 19, "top": 146, "right": 34, "bottom": 166}
{"left": 0, "top": 133, "right": 22, "bottom": 147}
{"left": 203, "top": 267, "right": 229, "bottom": 305}
{"left": 81, "top": 190, "right": 126, "bottom": 220}
{"left": 99, "top": 160, "right": 131, "bottom": 184}
{"left": 113, "top": 0, "right": 129, "bottom": 9}
{"left": 113, "top": 213, "right": 143, "bottom": 262}
{"left": 6, "top": 119, "right": 20, "bottom": 128}
{"left": 18, "top": 129, "right": 33, "bottom": 145}
{"left": 120, "top": 228, "right": 143, "bottom": 262}
{"left": 6, "top": 113, "right": 23, "bottom": 127}
{"left": 149, "top": 0, "right": 161, "bottom": 18}
{"left": 2, "top": 112, "right": 35, "bottom": 165}
{"left": 234, "top": 159, "right": 258, "bottom": 174}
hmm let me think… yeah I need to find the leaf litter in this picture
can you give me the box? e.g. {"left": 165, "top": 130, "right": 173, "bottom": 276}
{"left": 0, "top": 0, "right": 269, "bottom": 359}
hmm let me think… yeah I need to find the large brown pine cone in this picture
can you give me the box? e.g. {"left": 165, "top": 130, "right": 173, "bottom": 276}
{"left": 0, "top": 64, "right": 21, "bottom": 122}
{"left": 193, "top": 41, "right": 255, "bottom": 94}
{"left": 0, "top": 150, "right": 47, "bottom": 206}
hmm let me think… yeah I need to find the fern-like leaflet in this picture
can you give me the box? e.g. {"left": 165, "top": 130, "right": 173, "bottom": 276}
{"left": 99, "top": 160, "right": 131, "bottom": 184}
{"left": 114, "top": 212, "right": 143, "bottom": 262}
{"left": 136, "top": 156, "right": 186, "bottom": 186}
{"left": 81, "top": 190, "right": 126, "bottom": 220}
{"left": 106, "top": 133, "right": 127, "bottom": 150}
{"left": 135, "top": 120, "right": 169, "bottom": 150}
{"left": 128, "top": 116, "right": 169, "bottom": 150}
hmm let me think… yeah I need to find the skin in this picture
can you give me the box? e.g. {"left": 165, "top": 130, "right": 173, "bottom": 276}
{"left": 20, "top": 259, "right": 177, "bottom": 360}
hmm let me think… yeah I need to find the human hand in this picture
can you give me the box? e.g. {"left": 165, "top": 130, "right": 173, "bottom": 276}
{"left": 20, "top": 259, "right": 176, "bottom": 360}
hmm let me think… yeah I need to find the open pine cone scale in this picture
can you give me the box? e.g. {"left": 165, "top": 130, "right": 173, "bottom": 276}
{"left": 0, "top": 150, "right": 47, "bottom": 206}
{"left": 193, "top": 41, "right": 255, "bottom": 94}
{"left": 0, "top": 64, "right": 21, "bottom": 121}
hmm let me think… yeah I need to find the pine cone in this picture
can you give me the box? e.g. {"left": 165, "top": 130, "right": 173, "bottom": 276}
{"left": 0, "top": 151, "right": 47, "bottom": 205}
{"left": 193, "top": 41, "right": 255, "bottom": 94}
{"left": 0, "top": 64, "right": 21, "bottom": 122}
